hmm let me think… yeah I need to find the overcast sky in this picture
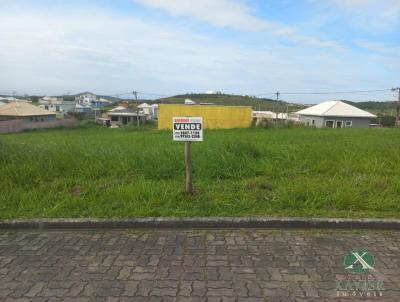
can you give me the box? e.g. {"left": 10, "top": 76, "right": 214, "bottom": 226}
{"left": 0, "top": 0, "right": 399, "bottom": 103}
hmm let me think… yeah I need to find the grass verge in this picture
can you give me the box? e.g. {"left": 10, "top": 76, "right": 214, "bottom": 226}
{"left": 1, "top": 126, "right": 400, "bottom": 219}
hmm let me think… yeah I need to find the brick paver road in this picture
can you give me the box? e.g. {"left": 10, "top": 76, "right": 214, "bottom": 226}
{"left": 0, "top": 229, "right": 399, "bottom": 302}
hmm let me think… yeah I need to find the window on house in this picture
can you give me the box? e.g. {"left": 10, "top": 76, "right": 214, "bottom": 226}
{"left": 45, "top": 105, "right": 49, "bottom": 110}
{"left": 111, "top": 116, "right": 118, "bottom": 122}
{"left": 56, "top": 106, "right": 60, "bottom": 112}
{"left": 345, "top": 121, "right": 352, "bottom": 127}
{"left": 312, "top": 120, "right": 315, "bottom": 125}
{"left": 325, "top": 120, "right": 334, "bottom": 128}
{"left": 306, "top": 119, "right": 311, "bottom": 126}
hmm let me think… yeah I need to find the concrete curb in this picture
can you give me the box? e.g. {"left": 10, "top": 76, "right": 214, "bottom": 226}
{"left": 0, "top": 217, "right": 400, "bottom": 230}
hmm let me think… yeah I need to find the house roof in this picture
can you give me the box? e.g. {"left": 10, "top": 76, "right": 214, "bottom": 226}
{"left": 138, "top": 103, "right": 151, "bottom": 108}
{"left": 109, "top": 106, "right": 127, "bottom": 112}
{"left": 296, "top": 101, "right": 376, "bottom": 118}
{"left": 0, "top": 102, "right": 56, "bottom": 117}
{"left": 108, "top": 108, "right": 145, "bottom": 117}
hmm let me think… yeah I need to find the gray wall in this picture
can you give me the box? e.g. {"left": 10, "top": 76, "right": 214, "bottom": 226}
{"left": 299, "top": 115, "right": 372, "bottom": 128}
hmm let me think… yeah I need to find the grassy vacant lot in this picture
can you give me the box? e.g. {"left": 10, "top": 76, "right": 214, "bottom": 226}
{"left": 1, "top": 126, "right": 400, "bottom": 219}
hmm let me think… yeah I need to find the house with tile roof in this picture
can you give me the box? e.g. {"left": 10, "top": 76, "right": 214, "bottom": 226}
{"left": 0, "top": 102, "right": 56, "bottom": 122}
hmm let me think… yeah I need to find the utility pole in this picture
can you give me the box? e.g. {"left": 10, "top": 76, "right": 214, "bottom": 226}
{"left": 132, "top": 91, "right": 138, "bottom": 102}
{"left": 133, "top": 90, "right": 140, "bottom": 127}
{"left": 393, "top": 87, "right": 400, "bottom": 127}
{"left": 274, "top": 92, "right": 280, "bottom": 124}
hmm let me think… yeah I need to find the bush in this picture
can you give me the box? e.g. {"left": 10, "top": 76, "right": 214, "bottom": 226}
{"left": 372, "top": 115, "right": 396, "bottom": 127}
{"left": 255, "top": 118, "right": 306, "bottom": 129}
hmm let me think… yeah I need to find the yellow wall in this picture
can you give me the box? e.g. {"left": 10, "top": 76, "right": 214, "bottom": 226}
{"left": 158, "top": 104, "right": 252, "bottom": 130}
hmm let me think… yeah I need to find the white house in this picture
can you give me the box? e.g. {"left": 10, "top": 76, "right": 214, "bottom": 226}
{"left": 39, "top": 97, "right": 75, "bottom": 115}
{"left": 138, "top": 103, "right": 152, "bottom": 115}
{"left": 75, "top": 93, "right": 97, "bottom": 105}
{"left": 252, "top": 111, "right": 297, "bottom": 120}
{"left": 150, "top": 104, "right": 158, "bottom": 119}
{"left": 252, "top": 111, "right": 275, "bottom": 119}
{"left": 107, "top": 107, "right": 146, "bottom": 126}
{"left": 296, "top": 101, "right": 376, "bottom": 128}
{"left": 39, "top": 96, "right": 57, "bottom": 104}
{"left": 184, "top": 99, "right": 196, "bottom": 105}
{"left": 137, "top": 103, "right": 159, "bottom": 119}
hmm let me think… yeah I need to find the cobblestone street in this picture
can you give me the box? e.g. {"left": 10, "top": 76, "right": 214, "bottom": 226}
{"left": 0, "top": 229, "right": 399, "bottom": 301}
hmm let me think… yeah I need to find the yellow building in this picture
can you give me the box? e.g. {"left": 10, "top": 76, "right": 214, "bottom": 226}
{"left": 158, "top": 104, "right": 252, "bottom": 130}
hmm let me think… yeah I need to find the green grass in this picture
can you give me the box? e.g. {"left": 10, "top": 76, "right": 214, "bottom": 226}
{"left": 1, "top": 126, "right": 400, "bottom": 219}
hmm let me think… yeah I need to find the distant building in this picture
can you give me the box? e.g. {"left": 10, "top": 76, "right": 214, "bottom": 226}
{"left": 39, "top": 96, "right": 59, "bottom": 103}
{"left": 296, "top": 101, "right": 376, "bottom": 128}
{"left": 137, "top": 103, "right": 159, "bottom": 119}
{"left": 0, "top": 96, "right": 28, "bottom": 103}
{"left": 252, "top": 110, "right": 299, "bottom": 126}
{"left": 150, "top": 104, "right": 158, "bottom": 119}
{"left": 75, "top": 103, "right": 92, "bottom": 113}
{"left": 205, "top": 90, "right": 222, "bottom": 95}
{"left": 39, "top": 97, "right": 75, "bottom": 114}
{"left": 184, "top": 99, "right": 196, "bottom": 105}
{"left": 252, "top": 111, "right": 275, "bottom": 119}
{"left": 0, "top": 102, "right": 56, "bottom": 122}
{"left": 75, "top": 93, "right": 112, "bottom": 108}
{"left": 138, "top": 103, "right": 152, "bottom": 115}
{"left": 92, "top": 98, "right": 112, "bottom": 108}
{"left": 252, "top": 111, "right": 297, "bottom": 120}
{"left": 75, "top": 93, "right": 97, "bottom": 106}
{"left": 107, "top": 107, "right": 146, "bottom": 126}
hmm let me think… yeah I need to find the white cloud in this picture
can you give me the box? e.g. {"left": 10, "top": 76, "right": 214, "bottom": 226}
{"left": 134, "top": 0, "right": 342, "bottom": 49}
{"left": 330, "top": 0, "right": 400, "bottom": 31}
{"left": 0, "top": 2, "right": 396, "bottom": 102}
{"left": 134, "top": 0, "right": 268, "bottom": 30}
{"left": 356, "top": 40, "right": 400, "bottom": 57}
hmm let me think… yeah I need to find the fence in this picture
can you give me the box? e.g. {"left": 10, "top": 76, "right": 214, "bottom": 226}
{"left": 0, "top": 118, "right": 79, "bottom": 134}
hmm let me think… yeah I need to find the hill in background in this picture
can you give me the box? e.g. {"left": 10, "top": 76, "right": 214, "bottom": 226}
{"left": 148, "top": 94, "right": 397, "bottom": 115}
{"left": 344, "top": 100, "right": 397, "bottom": 115}
{"left": 154, "top": 93, "right": 306, "bottom": 112}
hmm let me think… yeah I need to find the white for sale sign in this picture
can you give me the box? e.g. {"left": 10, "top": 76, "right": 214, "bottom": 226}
{"left": 173, "top": 117, "right": 203, "bottom": 141}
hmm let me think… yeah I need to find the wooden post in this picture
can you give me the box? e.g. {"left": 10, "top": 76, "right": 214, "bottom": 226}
{"left": 184, "top": 141, "right": 193, "bottom": 194}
